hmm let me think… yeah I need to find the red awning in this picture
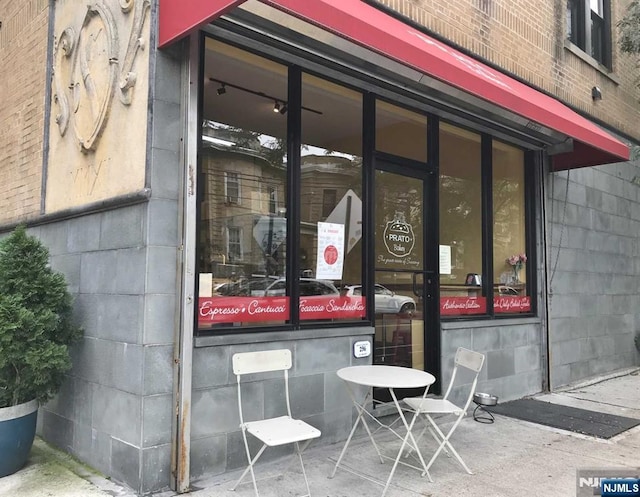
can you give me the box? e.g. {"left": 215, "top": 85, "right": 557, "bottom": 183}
{"left": 158, "top": 0, "right": 630, "bottom": 169}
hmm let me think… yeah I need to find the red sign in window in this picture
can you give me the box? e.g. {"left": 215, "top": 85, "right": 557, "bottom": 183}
{"left": 440, "top": 297, "right": 487, "bottom": 316}
{"left": 198, "top": 295, "right": 366, "bottom": 325}
{"left": 494, "top": 296, "right": 531, "bottom": 313}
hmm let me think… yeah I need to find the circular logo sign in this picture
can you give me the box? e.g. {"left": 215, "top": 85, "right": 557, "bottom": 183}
{"left": 383, "top": 217, "right": 415, "bottom": 258}
{"left": 324, "top": 245, "right": 339, "bottom": 265}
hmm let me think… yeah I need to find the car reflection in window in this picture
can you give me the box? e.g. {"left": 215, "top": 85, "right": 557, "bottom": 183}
{"left": 343, "top": 284, "right": 415, "bottom": 315}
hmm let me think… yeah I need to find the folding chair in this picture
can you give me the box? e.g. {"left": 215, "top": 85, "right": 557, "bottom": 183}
{"left": 403, "top": 347, "right": 485, "bottom": 476}
{"left": 231, "top": 349, "right": 321, "bottom": 497}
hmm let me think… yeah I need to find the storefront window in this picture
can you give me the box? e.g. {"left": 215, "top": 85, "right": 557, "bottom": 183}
{"left": 439, "top": 123, "right": 485, "bottom": 316}
{"left": 375, "top": 100, "right": 428, "bottom": 162}
{"left": 300, "top": 73, "right": 365, "bottom": 322}
{"left": 198, "top": 39, "right": 289, "bottom": 329}
{"left": 492, "top": 141, "right": 530, "bottom": 314}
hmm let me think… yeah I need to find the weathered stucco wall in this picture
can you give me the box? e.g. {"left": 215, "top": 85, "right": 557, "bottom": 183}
{"left": 46, "top": 0, "right": 151, "bottom": 212}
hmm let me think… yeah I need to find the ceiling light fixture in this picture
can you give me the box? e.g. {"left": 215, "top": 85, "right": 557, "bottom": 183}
{"left": 273, "top": 101, "right": 281, "bottom": 113}
{"left": 208, "top": 78, "right": 322, "bottom": 115}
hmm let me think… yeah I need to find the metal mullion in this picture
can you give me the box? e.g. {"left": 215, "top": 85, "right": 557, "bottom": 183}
{"left": 287, "top": 66, "right": 302, "bottom": 324}
{"left": 481, "top": 134, "right": 494, "bottom": 315}
{"left": 363, "top": 93, "right": 376, "bottom": 323}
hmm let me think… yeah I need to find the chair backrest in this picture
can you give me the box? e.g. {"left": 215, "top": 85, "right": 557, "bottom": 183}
{"left": 442, "top": 347, "right": 486, "bottom": 411}
{"left": 233, "top": 349, "right": 294, "bottom": 424}
{"left": 233, "top": 349, "right": 292, "bottom": 375}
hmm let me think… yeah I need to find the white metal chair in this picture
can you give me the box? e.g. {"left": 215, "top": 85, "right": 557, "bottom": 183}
{"left": 402, "top": 347, "right": 485, "bottom": 476}
{"left": 231, "top": 349, "right": 321, "bottom": 497}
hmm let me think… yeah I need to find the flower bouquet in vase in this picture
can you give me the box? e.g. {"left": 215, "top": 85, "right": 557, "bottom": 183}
{"left": 506, "top": 253, "right": 527, "bottom": 284}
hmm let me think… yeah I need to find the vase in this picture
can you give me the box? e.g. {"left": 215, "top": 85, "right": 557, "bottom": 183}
{"left": 0, "top": 399, "right": 38, "bottom": 477}
{"left": 511, "top": 267, "right": 521, "bottom": 284}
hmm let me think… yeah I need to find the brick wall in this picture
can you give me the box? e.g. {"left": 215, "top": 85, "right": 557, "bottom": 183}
{"left": 0, "top": 0, "right": 48, "bottom": 224}
{"left": 375, "top": 0, "right": 640, "bottom": 142}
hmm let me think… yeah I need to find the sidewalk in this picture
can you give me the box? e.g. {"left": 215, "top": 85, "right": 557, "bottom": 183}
{"left": 1, "top": 368, "right": 639, "bottom": 497}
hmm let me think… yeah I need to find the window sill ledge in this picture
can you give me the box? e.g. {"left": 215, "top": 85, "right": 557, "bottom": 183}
{"left": 563, "top": 41, "right": 620, "bottom": 85}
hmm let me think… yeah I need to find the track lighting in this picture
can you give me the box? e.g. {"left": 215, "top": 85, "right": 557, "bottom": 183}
{"left": 208, "top": 78, "right": 322, "bottom": 115}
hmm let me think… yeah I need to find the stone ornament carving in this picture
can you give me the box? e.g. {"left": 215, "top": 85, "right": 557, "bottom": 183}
{"left": 52, "top": 0, "right": 150, "bottom": 153}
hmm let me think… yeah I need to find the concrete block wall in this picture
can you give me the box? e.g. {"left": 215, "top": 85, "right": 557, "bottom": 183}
{"left": 441, "top": 320, "right": 543, "bottom": 405}
{"left": 36, "top": 33, "right": 185, "bottom": 495}
{"left": 547, "top": 158, "right": 640, "bottom": 388}
{"left": 190, "top": 333, "right": 372, "bottom": 482}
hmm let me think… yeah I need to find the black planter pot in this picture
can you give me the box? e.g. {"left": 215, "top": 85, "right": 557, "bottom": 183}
{"left": 0, "top": 399, "right": 38, "bottom": 477}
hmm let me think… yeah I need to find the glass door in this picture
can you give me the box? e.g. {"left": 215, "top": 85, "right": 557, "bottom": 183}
{"left": 373, "top": 162, "right": 438, "bottom": 400}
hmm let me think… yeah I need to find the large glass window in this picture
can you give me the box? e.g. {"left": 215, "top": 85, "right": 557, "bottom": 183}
{"left": 439, "top": 123, "right": 485, "bottom": 316}
{"left": 439, "top": 124, "right": 531, "bottom": 317}
{"left": 197, "top": 40, "right": 365, "bottom": 332}
{"left": 300, "top": 73, "right": 365, "bottom": 323}
{"left": 375, "top": 100, "right": 428, "bottom": 162}
{"left": 198, "top": 39, "right": 289, "bottom": 329}
{"left": 492, "top": 141, "right": 530, "bottom": 314}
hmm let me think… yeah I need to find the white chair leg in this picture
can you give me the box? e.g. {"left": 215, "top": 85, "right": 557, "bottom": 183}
{"left": 425, "top": 415, "right": 472, "bottom": 474}
{"left": 231, "top": 440, "right": 268, "bottom": 496}
{"left": 296, "top": 441, "right": 313, "bottom": 497}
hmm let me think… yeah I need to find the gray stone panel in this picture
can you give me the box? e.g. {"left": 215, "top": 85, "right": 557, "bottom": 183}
{"left": 147, "top": 246, "right": 178, "bottom": 294}
{"left": 471, "top": 327, "right": 500, "bottom": 352}
{"left": 150, "top": 148, "right": 181, "bottom": 200}
{"left": 72, "top": 423, "right": 112, "bottom": 476}
{"left": 44, "top": 378, "right": 75, "bottom": 420}
{"left": 72, "top": 338, "right": 143, "bottom": 394}
{"left": 72, "top": 378, "right": 94, "bottom": 427}
{"left": 190, "top": 435, "right": 227, "bottom": 480}
{"left": 143, "top": 344, "right": 174, "bottom": 395}
{"left": 94, "top": 294, "right": 144, "bottom": 343}
{"left": 192, "top": 385, "right": 243, "bottom": 439}
{"left": 140, "top": 444, "right": 172, "bottom": 494}
{"left": 50, "top": 254, "right": 81, "bottom": 294}
{"left": 36, "top": 222, "right": 69, "bottom": 256}
{"left": 143, "top": 294, "right": 176, "bottom": 345}
{"left": 111, "top": 438, "right": 141, "bottom": 491}
{"left": 324, "top": 369, "right": 351, "bottom": 412}
{"left": 148, "top": 199, "right": 179, "bottom": 246}
{"left": 142, "top": 394, "right": 173, "bottom": 447}
{"left": 92, "top": 384, "right": 142, "bottom": 446}
{"left": 311, "top": 408, "right": 353, "bottom": 445}
{"left": 115, "top": 247, "right": 147, "bottom": 295}
{"left": 193, "top": 346, "right": 230, "bottom": 389}
{"left": 80, "top": 251, "right": 119, "bottom": 294}
{"left": 486, "top": 349, "right": 515, "bottom": 380}
{"left": 441, "top": 328, "right": 473, "bottom": 357}
{"left": 266, "top": 373, "right": 324, "bottom": 419}
{"left": 99, "top": 206, "right": 145, "bottom": 250}
{"left": 294, "top": 337, "right": 353, "bottom": 374}
{"left": 72, "top": 294, "right": 99, "bottom": 339}
{"left": 67, "top": 215, "right": 102, "bottom": 253}
{"left": 154, "top": 43, "right": 183, "bottom": 107}
{"left": 41, "top": 410, "right": 74, "bottom": 453}
{"left": 514, "top": 344, "right": 540, "bottom": 374}
{"left": 152, "top": 100, "right": 181, "bottom": 153}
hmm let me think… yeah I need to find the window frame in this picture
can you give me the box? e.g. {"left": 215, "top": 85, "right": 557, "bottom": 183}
{"left": 224, "top": 171, "right": 241, "bottom": 205}
{"left": 566, "top": 0, "right": 611, "bottom": 69}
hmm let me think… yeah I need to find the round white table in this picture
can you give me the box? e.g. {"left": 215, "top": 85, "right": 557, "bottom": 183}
{"left": 331, "top": 365, "right": 436, "bottom": 496}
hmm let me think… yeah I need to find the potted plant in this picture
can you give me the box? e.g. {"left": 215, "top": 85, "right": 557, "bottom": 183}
{"left": 0, "top": 225, "right": 82, "bottom": 477}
